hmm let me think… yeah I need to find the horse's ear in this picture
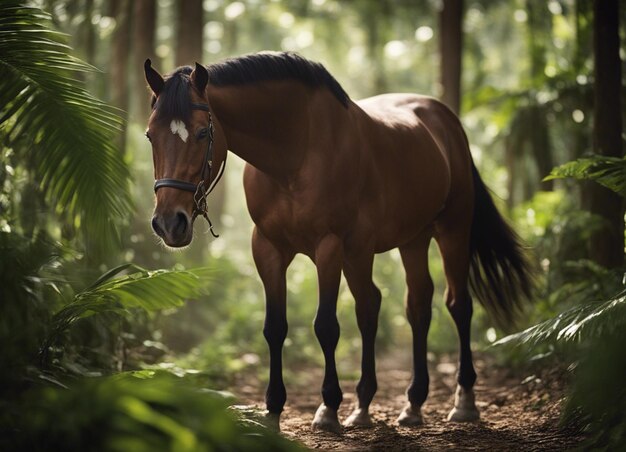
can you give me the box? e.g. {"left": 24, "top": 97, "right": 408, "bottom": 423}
{"left": 191, "top": 62, "right": 208, "bottom": 95}
{"left": 144, "top": 58, "right": 164, "bottom": 96}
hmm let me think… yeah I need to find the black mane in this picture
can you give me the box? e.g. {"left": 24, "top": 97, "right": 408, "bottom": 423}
{"left": 207, "top": 52, "right": 349, "bottom": 107}
{"left": 151, "top": 52, "right": 349, "bottom": 120}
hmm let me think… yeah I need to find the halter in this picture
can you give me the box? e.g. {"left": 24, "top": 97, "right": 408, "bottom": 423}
{"left": 153, "top": 103, "right": 225, "bottom": 238}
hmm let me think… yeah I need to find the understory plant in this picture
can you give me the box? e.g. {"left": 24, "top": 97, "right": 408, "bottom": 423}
{"left": 497, "top": 155, "right": 626, "bottom": 450}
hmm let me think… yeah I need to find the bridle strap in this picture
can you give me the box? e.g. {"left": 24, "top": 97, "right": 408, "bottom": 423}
{"left": 154, "top": 178, "right": 197, "bottom": 193}
{"left": 190, "top": 103, "right": 210, "bottom": 111}
{"left": 153, "top": 102, "right": 222, "bottom": 238}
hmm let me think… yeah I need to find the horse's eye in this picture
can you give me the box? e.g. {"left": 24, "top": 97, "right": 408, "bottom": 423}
{"left": 145, "top": 131, "right": 152, "bottom": 142}
{"left": 197, "top": 128, "right": 208, "bottom": 140}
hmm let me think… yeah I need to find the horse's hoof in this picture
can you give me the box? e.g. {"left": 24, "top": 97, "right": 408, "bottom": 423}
{"left": 311, "top": 404, "right": 342, "bottom": 433}
{"left": 263, "top": 412, "right": 281, "bottom": 431}
{"left": 397, "top": 404, "right": 423, "bottom": 426}
{"left": 446, "top": 406, "right": 480, "bottom": 422}
{"left": 344, "top": 408, "right": 373, "bottom": 427}
{"left": 446, "top": 385, "right": 480, "bottom": 422}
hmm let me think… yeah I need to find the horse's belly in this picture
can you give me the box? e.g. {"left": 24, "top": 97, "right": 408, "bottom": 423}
{"left": 373, "top": 198, "right": 445, "bottom": 252}
{"left": 246, "top": 190, "right": 356, "bottom": 257}
{"left": 371, "top": 146, "right": 450, "bottom": 251}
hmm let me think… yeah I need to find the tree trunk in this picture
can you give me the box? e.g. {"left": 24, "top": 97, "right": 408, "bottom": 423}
{"left": 358, "top": 0, "right": 391, "bottom": 94}
{"left": 175, "top": 0, "right": 204, "bottom": 66}
{"left": 574, "top": 0, "right": 593, "bottom": 209}
{"left": 589, "top": 0, "right": 624, "bottom": 268}
{"left": 525, "top": 0, "right": 554, "bottom": 191}
{"left": 529, "top": 104, "right": 554, "bottom": 189}
{"left": 109, "top": 0, "right": 132, "bottom": 154}
{"left": 133, "top": 0, "right": 158, "bottom": 122}
{"left": 439, "top": 0, "right": 463, "bottom": 115}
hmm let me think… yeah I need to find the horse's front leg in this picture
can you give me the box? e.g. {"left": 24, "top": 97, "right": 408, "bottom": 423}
{"left": 252, "top": 227, "right": 294, "bottom": 431}
{"left": 311, "top": 234, "right": 344, "bottom": 433}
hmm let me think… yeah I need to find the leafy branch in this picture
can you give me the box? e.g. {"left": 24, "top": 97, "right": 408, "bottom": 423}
{"left": 0, "top": 3, "right": 132, "bottom": 253}
{"left": 544, "top": 155, "right": 626, "bottom": 196}
{"left": 41, "top": 265, "right": 214, "bottom": 361}
{"left": 494, "top": 288, "right": 626, "bottom": 349}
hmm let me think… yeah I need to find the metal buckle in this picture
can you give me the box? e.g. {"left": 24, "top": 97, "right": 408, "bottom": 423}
{"left": 193, "top": 180, "right": 219, "bottom": 238}
{"left": 193, "top": 180, "right": 207, "bottom": 214}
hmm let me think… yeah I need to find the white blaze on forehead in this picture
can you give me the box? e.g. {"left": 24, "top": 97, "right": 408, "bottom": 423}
{"left": 170, "top": 119, "right": 189, "bottom": 143}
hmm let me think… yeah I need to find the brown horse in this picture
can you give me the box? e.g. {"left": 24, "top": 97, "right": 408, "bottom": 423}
{"left": 143, "top": 52, "right": 532, "bottom": 432}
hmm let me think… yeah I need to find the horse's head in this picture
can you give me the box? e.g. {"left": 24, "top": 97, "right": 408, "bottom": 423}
{"left": 144, "top": 60, "right": 226, "bottom": 248}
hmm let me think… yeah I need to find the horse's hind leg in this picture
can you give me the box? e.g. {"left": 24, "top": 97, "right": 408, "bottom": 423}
{"left": 311, "top": 234, "right": 344, "bottom": 433}
{"left": 252, "top": 227, "right": 294, "bottom": 431}
{"left": 436, "top": 226, "right": 480, "bottom": 422}
{"left": 343, "top": 251, "right": 380, "bottom": 427}
{"left": 397, "top": 233, "right": 434, "bottom": 426}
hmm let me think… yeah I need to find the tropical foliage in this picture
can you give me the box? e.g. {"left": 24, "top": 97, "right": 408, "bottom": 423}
{"left": 41, "top": 264, "right": 215, "bottom": 363}
{"left": 0, "top": 2, "right": 131, "bottom": 255}
{"left": 495, "top": 287, "right": 625, "bottom": 349}
{"left": 0, "top": 0, "right": 624, "bottom": 450}
{"left": 545, "top": 155, "right": 626, "bottom": 196}
{"left": 0, "top": 4, "right": 301, "bottom": 450}
{"left": 2, "top": 371, "right": 301, "bottom": 452}
{"left": 496, "top": 156, "right": 626, "bottom": 448}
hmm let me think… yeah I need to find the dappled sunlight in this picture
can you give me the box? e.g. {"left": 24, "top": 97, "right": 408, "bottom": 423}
{"left": 1, "top": 0, "right": 624, "bottom": 450}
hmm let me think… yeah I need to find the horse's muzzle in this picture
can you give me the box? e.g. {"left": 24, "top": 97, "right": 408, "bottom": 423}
{"left": 151, "top": 211, "right": 192, "bottom": 247}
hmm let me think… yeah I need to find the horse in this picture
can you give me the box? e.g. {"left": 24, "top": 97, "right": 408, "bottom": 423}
{"left": 143, "top": 51, "right": 532, "bottom": 433}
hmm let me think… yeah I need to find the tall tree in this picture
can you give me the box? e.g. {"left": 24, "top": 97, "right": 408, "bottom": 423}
{"left": 349, "top": 0, "right": 393, "bottom": 94}
{"left": 573, "top": 0, "right": 593, "bottom": 208}
{"left": 506, "top": 1, "right": 555, "bottom": 206}
{"left": 0, "top": 1, "right": 131, "bottom": 255}
{"left": 109, "top": 0, "right": 133, "bottom": 152}
{"left": 526, "top": 0, "right": 554, "bottom": 191}
{"left": 364, "top": 1, "right": 391, "bottom": 94}
{"left": 175, "top": 0, "right": 203, "bottom": 66}
{"left": 439, "top": 0, "right": 463, "bottom": 115}
{"left": 79, "top": 0, "right": 96, "bottom": 65}
{"left": 133, "top": 0, "right": 159, "bottom": 122}
{"left": 589, "top": 0, "right": 624, "bottom": 268}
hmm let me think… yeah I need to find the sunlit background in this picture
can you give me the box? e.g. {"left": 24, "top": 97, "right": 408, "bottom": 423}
{"left": 1, "top": 0, "right": 624, "bottom": 449}
{"left": 13, "top": 0, "right": 615, "bottom": 372}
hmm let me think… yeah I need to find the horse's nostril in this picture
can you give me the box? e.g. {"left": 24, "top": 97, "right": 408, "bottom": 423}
{"left": 174, "top": 212, "right": 188, "bottom": 236}
{"left": 151, "top": 216, "right": 165, "bottom": 237}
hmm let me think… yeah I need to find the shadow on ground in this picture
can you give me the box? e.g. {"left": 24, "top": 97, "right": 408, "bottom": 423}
{"left": 235, "top": 352, "right": 584, "bottom": 451}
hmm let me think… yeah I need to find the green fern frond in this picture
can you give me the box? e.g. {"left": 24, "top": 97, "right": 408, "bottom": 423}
{"left": 0, "top": 3, "right": 131, "bottom": 253}
{"left": 544, "top": 155, "right": 626, "bottom": 197}
{"left": 41, "top": 265, "right": 215, "bottom": 359}
{"left": 494, "top": 289, "right": 626, "bottom": 348}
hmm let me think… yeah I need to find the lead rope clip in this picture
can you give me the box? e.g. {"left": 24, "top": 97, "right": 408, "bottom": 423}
{"left": 194, "top": 180, "right": 219, "bottom": 238}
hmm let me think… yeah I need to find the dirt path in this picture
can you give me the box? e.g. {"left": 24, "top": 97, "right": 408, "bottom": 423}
{"left": 236, "top": 352, "right": 584, "bottom": 451}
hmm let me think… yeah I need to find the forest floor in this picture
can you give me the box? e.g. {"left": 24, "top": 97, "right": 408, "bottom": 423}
{"left": 234, "top": 351, "right": 586, "bottom": 451}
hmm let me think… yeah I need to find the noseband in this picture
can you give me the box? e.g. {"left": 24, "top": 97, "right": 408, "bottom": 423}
{"left": 153, "top": 103, "right": 225, "bottom": 238}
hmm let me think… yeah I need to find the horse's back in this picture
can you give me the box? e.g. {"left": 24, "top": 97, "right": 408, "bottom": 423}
{"left": 356, "top": 93, "right": 470, "bottom": 175}
{"left": 353, "top": 93, "right": 473, "bottom": 249}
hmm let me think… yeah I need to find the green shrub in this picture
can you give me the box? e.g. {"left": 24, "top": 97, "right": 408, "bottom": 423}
{"left": 2, "top": 372, "right": 303, "bottom": 452}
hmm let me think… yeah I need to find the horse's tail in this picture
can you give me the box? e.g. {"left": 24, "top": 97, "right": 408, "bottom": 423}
{"left": 469, "top": 162, "right": 534, "bottom": 328}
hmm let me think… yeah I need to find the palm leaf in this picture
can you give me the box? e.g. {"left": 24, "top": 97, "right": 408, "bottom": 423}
{"left": 0, "top": 3, "right": 131, "bottom": 253}
{"left": 494, "top": 289, "right": 626, "bottom": 348}
{"left": 544, "top": 155, "right": 626, "bottom": 197}
{"left": 41, "top": 265, "right": 215, "bottom": 360}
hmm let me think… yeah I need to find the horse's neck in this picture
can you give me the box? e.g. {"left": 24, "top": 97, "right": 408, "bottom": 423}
{"left": 207, "top": 82, "right": 313, "bottom": 180}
